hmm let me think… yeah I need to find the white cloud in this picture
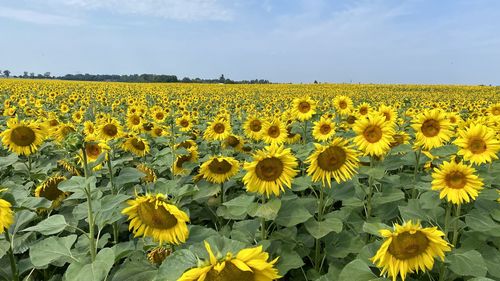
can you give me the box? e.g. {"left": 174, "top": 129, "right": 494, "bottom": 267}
{"left": 0, "top": 6, "right": 82, "bottom": 25}
{"left": 49, "top": 0, "right": 233, "bottom": 21}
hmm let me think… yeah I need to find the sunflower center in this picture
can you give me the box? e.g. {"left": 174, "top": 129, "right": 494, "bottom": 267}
{"left": 339, "top": 100, "right": 347, "bottom": 109}
{"left": 176, "top": 155, "right": 191, "bottom": 168}
{"left": 492, "top": 107, "right": 500, "bottom": 116}
{"left": 320, "top": 124, "right": 332, "bottom": 135}
{"left": 298, "top": 101, "right": 311, "bottom": 113}
{"left": 130, "top": 115, "right": 141, "bottom": 125}
{"left": 421, "top": 119, "right": 440, "bottom": 137}
{"left": 208, "top": 159, "right": 233, "bottom": 174}
{"left": 131, "top": 138, "right": 146, "bottom": 151}
{"left": 388, "top": 231, "right": 429, "bottom": 260}
{"left": 180, "top": 119, "right": 189, "bottom": 127}
{"left": 267, "top": 126, "right": 280, "bottom": 138}
{"left": 103, "top": 124, "right": 118, "bottom": 137}
{"left": 85, "top": 143, "right": 102, "bottom": 158}
{"left": 214, "top": 123, "right": 226, "bottom": 134}
{"left": 468, "top": 137, "right": 487, "bottom": 154}
{"left": 347, "top": 115, "right": 357, "bottom": 124}
{"left": 225, "top": 136, "right": 239, "bottom": 147}
{"left": 359, "top": 107, "right": 368, "bottom": 115}
{"left": 317, "top": 146, "right": 347, "bottom": 171}
{"left": 445, "top": 171, "right": 467, "bottom": 189}
{"left": 250, "top": 120, "right": 262, "bottom": 132}
{"left": 363, "top": 125, "right": 382, "bottom": 143}
{"left": 10, "top": 126, "right": 36, "bottom": 146}
{"left": 205, "top": 262, "right": 254, "bottom": 281}
{"left": 383, "top": 112, "right": 391, "bottom": 121}
{"left": 137, "top": 201, "right": 178, "bottom": 229}
{"left": 255, "top": 157, "right": 283, "bottom": 181}
{"left": 155, "top": 112, "right": 165, "bottom": 120}
{"left": 449, "top": 116, "right": 457, "bottom": 123}
{"left": 391, "top": 134, "right": 405, "bottom": 146}
{"left": 143, "top": 123, "right": 153, "bottom": 131}
{"left": 40, "top": 178, "right": 65, "bottom": 201}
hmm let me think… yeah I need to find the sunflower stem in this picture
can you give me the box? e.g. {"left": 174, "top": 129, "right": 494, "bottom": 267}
{"left": 220, "top": 182, "right": 224, "bottom": 205}
{"left": 81, "top": 145, "right": 97, "bottom": 262}
{"left": 302, "top": 120, "right": 308, "bottom": 144}
{"left": 27, "top": 155, "right": 32, "bottom": 181}
{"left": 443, "top": 202, "right": 452, "bottom": 240}
{"left": 314, "top": 185, "right": 325, "bottom": 272}
{"left": 366, "top": 158, "right": 374, "bottom": 219}
{"left": 412, "top": 149, "right": 422, "bottom": 199}
{"left": 261, "top": 196, "right": 267, "bottom": 241}
{"left": 107, "top": 151, "right": 119, "bottom": 244}
{"left": 452, "top": 204, "right": 461, "bottom": 246}
{"left": 4, "top": 231, "right": 19, "bottom": 281}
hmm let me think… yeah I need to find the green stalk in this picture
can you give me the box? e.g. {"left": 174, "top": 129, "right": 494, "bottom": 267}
{"left": 261, "top": 196, "right": 267, "bottom": 241}
{"left": 302, "top": 120, "right": 308, "bottom": 144}
{"left": 411, "top": 149, "right": 422, "bottom": 199}
{"left": 82, "top": 146, "right": 97, "bottom": 262}
{"left": 220, "top": 182, "right": 225, "bottom": 205}
{"left": 314, "top": 186, "right": 325, "bottom": 272}
{"left": 452, "top": 204, "right": 462, "bottom": 246}
{"left": 366, "top": 157, "right": 374, "bottom": 219}
{"left": 107, "top": 151, "right": 119, "bottom": 244}
{"left": 439, "top": 203, "right": 452, "bottom": 281}
{"left": 4, "top": 231, "right": 19, "bottom": 281}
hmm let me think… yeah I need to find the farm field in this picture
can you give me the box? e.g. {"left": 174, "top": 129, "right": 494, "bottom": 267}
{"left": 0, "top": 79, "right": 500, "bottom": 281}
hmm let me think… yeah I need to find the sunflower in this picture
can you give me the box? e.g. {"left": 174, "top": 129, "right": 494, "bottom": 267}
{"left": 173, "top": 147, "right": 199, "bottom": 175}
{"left": 371, "top": 220, "right": 452, "bottom": 281}
{"left": 35, "top": 175, "right": 68, "bottom": 208}
{"left": 97, "top": 117, "right": 123, "bottom": 141}
{"left": 292, "top": 97, "right": 316, "bottom": 121}
{"left": 122, "top": 193, "right": 189, "bottom": 245}
{"left": 126, "top": 113, "right": 144, "bottom": 132}
{"left": 0, "top": 198, "right": 14, "bottom": 234}
{"left": 333, "top": 95, "right": 353, "bottom": 116}
{"left": 243, "top": 116, "right": 264, "bottom": 140}
{"left": 411, "top": 109, "right": 452, "bottom": 150}
{"left": 204, "top": 119, "right": 232, "bottom": 141}
{"left": 137, "top": 164, "right": 157, "bottom": 183}
{"left": 79, "top": 140, "right": 109, "bottom": 170}
{"left": 312, "top": 116, "right": 336, "bottom": 142}
{"left": 261, "top": 118, "right": 287, "bottom": 145}
{"left": 122, "top": 135, "right": 150, "bottom": 157}
{"left": 306, "top": 137, "right": 360, "bottom": 187}
{"left": 243, "top": 143, "right": 298, "bottom": 197}
{"left": 150, "top": 124, "right": 169, "bottom": 138}
{"left": 198, "top": 156, "right": 240, "bottom": 184}
{"left": 353, "top": 113, "right": 395, "bottom": 157}
{"left": 151, "top": 108, "right": 167, "bottom": 123}
{"left": 175, "top": 139, "right": 198, "bottom": 150}
{"left": 488, "top": 103, "right": 500, "bottom": 116}
{"left": 285, "top": 126, "right": 302, "bottom": 144}
{"left": 52, "top": 123, "right": 76, "bottom": 143}
{"left": 390, "top": 131, "right": 410, "bottom": 148}
{"left": 83, "top": 121, "right": 96, "bottom": 139}
{"left": 176, "top": 116, "right": 193, "bottom": 132}
{"left": 431, "top": 160, "right": 483, "bottom": 204}
{"left": 58, "top": 159, "right": 81, "bottom": 176}
{"left": 454, "top": 123, "right": 500, "bottom": 165}
{"left": 222, "top": 135, "right": 244, "bottom": 151}
{"left": 356, "top": 102, "right": 372, "bottom": 116}
{"left": 1, "top": 118, "right": 46, "bottom": 156}
{"left": 378, "top": 105, "right": 397, "bottom": 123}
{"left": 178, "top": 241, "right": 280, "bottom": 281}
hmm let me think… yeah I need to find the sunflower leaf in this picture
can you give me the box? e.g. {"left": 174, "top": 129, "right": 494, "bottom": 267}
{"left": 304, "top": 216, "right": 342, "bottom": 239}
{"left": 29, "top": 235, "right": 78, "bottom": 267}
{"left": 23, "top": 214, "right": 67, "bottom": 235}
{"left": 447, "top": 250, "right": 487, "bottom": 277}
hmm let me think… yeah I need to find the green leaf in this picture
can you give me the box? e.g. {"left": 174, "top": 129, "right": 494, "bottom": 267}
{"left": 304, "top": 216, "right": 342, "bottom": 239}
{"left": 275, "top": 200, "right": 312, "bottom": 227}
{"left": 95, "top": 194, "right": 130, "bottom": 228}
{"left": 362, "top": 222, "right": 391, "bottom": 237}
{"left": 247, "top": 198, "right": 281, "bottom": 220}
{"left": 371, "top": 189, "right": 405, "bottom": 206}
{"left": 114, "top": 167, "right": 145, "bottom": 186}
{"left": 430, "top": 145, "right": 458, "bottom": 157}
{"left": 158, "top": 249, "right": 199, "bottom": 281}
{"left": 359, "top": 166, "right": 386, "bottom": 180}
{"left": 111, "top": 259, "right": 157, "bottom": 281}
{"left": 447, "top": 250, "right": 487, "bottom": 277}
{"left": 276, "top": 248, "right": 304, "bottom": 275}
{"left": 217, "top": 194, "right": 255, "bottom": 219}
{"left": 29, "top": 235, "right": 78, "bottom": 267}
{"left": 23, "top": 215, "right": 67, "bottom": 235}
{"left": 64, "top": 248, "right": 115, "bottom": 281}
{"left": 0, "top": 240, "right": 10, "bottom": 259}
{"left": 291, "top": 175, "right": 312, "bottom": 191}
{"left": 338, "top": 259, "right": 378, "bottom": 281}
{"left": 0, "top": 153, "right": 18, "bottom": 169}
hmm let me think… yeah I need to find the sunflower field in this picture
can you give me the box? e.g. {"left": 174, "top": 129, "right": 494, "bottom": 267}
{"left": 0, "top": 79, "right": 500, "bottom": 281}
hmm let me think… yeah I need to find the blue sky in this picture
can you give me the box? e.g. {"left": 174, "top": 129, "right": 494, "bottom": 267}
{"left": 1, "top": 0, "right": 499, "bottom": 84}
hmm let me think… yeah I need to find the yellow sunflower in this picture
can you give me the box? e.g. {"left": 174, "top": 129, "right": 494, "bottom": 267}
{"left": 137, "top": 164, "right": 157, "bottom": 183}
{"left": 371, "top": 220, "right": 452, "bottom": 281}
{"left": 243, "top": 116, "right": 264, "bottom": 140}
{"left": 454, "top": 123, "right": 500, "bottom": 165}
{"left": 312, "top": 116, "right": 336, "bottom": 142}
{"left": 353, "top": 113, "right": 395, "bottom": 157}
{"left": 431, "top": 160, "right": 483, "bottom": 204}
{"left": 204, "top": 119, "right": 232, "bottom": 141}
{"left": 356, "top": 102, "right": 372, "bottom": 116}
{"left": 378, "top": 105, "right": 398, "bottom": 124}
{"left": 0, "top": 198, "right": 14, "bottom": 234}
{"left": 488, "top": 102, "right": 500, "bottom": 116}
{"left": 1, "top": 118, "right": 46, "bottom": 156}
{"left": 176, "top": 116, "right": 193, "bottom": 132}
{"left": 261, "top": 118, "right": 287, "bottom": 145}
{"left": 122, "top": 135, "right": 150, "bottom": 157}
{"left": 173, "top": 147, "right": 199, "bottom": 175}
{"left": 52, "top": 123, "right": 76, "bottom": 143}
{"left": 292, "top": 97, "right": 316, "bottom": 121}
{"left": 222, "top": 135, "right": 244, "bottom": 151}
{"left": 126, "top": 113, "right": 144, "bottom": 132}
{"left": 178, "top": 241, "right": 280, "bottom": 281}
{"left": 285, "top": 126, "right": 302, "bottom": 144}
{"left": 306, "top": 137, "right": 360, "bottom": 187}
{"left": 122, "top": 193, "right": 189, "bottom": 245}
{"left": 97, "top": 117, "right": 123, "bottom": 141}
{"left": 333, "top": 95, "right": 353, "bottom": 116}
{"left": 198, "top": 156, "right": 240, "bottom": 184}
{"left": 83, "top": 121, "right": 96, "bottom": 139}
{"left": 35, "top": 175, "right": 68, "bottom": 208}
{"left": 78, "top": 140, "right": 109, "bottom": 171}
{"left": 411, "top": 109, "right": 452, "bottom": 150}
{"left": 243, "top": 143, "right": 298, "bottom": 197}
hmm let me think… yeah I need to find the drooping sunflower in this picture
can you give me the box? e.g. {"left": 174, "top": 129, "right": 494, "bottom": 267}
{"left": 122, "top": 193, "right": 189, "bottom": 245}
{"left": 97, "top": 117, "right": 123, "bottom": 141}
{"left": 306, "top": 137, "right": 360, "bottom": 187}
{"left": 431, "top": 160, "right": 484, "bottom": 204}
{"left": 35, "top": 175, "right": 68, "bottom": 208}
{"left": 411, "top": 109, "right": 452, "bottom": 150}
{"left": 137, "top": 164, "right": 157, "bottom": 183}
{"left": 178, "top": 241, "right": 280, "bottom": 281}
{"left": 353, "top": 113, "right": 395, "bottom": 157}
{"left": 454, "top": 123, "right": 500, "bottom": 165}
{"left": 1, "top": 118, "right": 46, "bottom": 156}
{"left": 261, "top": 118, "right": 287, "bottom": 145}
{"left": 122, "top": 135, "right": 150, "bottom": 157}
{"left": 292, "top": 97, "right": 316, "bottom": 121}
{"left": 52, "top": 123, "right": 76, "bottom": 143}
{"left": 243, "top": 143, "right": 298, "bottom": 197}
{"left": 0, "top": 198, "right": 14, "bottom": 234}
{"left": 78, "top": 139, "right": 110, "bottom": 170}
{"left": 173, "top": 147, "right": 199, "bottom": 175}
{"left": 333, "top": 95, "right": 353, "bottom": 116}
{"left": 312, "top": 116, "right": 336, "bottom": 142}
{"left": 204, "top": 119, "right": 232, "bottom": 141}
{"left": 243, "top": 116, "right": 263, "bottom": 140}
{"left": 371, "top": 220, "right": 452, "bottom": 281}
{"left": 198, "top": 156, "right": 240, "bottom": 184}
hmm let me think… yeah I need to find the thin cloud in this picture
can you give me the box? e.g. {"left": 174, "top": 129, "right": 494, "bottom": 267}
{"left": 0, "top": 6, "right": 82, "bottom": 25}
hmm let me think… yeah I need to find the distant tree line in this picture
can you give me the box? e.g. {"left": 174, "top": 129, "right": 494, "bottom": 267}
{"left": 1, "top": 69, "right": 271, "bottom": 84}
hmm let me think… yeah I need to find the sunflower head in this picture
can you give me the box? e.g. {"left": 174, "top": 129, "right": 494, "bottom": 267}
{"left": 204, "top": 118, "right": 232, "bottom": 141}
{"left": 0, "top": 198, "right": 14, "bottom": 234}
{"left": 1, "top": 118, "right": 47, "bottom": 156}
{"left": 432, "top": 160, "right": 483, "bottom": 204}
{"left": 122, "top": 135, "right": 150, "bottom": 157}
{"left": 411, "top": 109, "right": 452, "bottom": 150}
{"left": 198, "top": 156, "right": 240, "bottom": 184}
{"left": 312, "top": 116, "right": 336, "bottom": 142}
{"left": 292, "top": 97, "right": 316, "bottom": 121}
{"left": 35, "top": 175, "right": 68, "bottom": 208}
{"left": 454, "top": 123, "right": 500, "bottom": 165}
{"left": 353, "top": 113, "right": 395, "bottom": 157}
{"left": 261, "top": 118, "right": 287, "bottom": 145}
